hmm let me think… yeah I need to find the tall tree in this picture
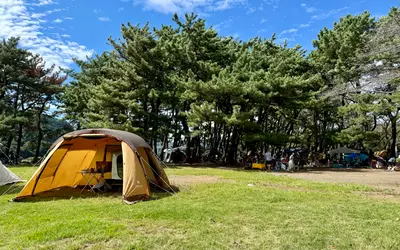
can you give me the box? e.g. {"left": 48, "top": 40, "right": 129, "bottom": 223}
{"left": 310, "top": 12, "right": 375, "bottom": 152}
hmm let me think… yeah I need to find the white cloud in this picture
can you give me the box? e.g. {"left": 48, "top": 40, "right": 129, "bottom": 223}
{"left": 31, "top": 12, "right": 47, "bottom": 19}
{"left": 53, "top": 18, "right": 63, "bottom": 23}
{"left": 0, "top": 0, "right": 93, "bottom": 68}
{"left": 312, "top": 7, "right": 349, "bottom": 20}
{"left": 213, "top": 17, "right": 233, "bottom": 31}
{"left": 280, "top": 28, "right": 297, "bottom": 35}
{"left": 93, "top": 8, "right": 102, "bottom": 14}
{"left": 63, "top": 17, "right": 74, "bottom": 20}
{"left": 264, "top": 0, "right": 280, "bottom": 9}
{"left": 211, "top": 0, "right": 245, "bottom": 11}
{"left": 299, "top": 23, "right": 310, "bottom": 28}
{"left": 260, "top": 17, "right": 267, "bottom": 24}
{"left": 118, "top": 7, "right": 125, "bottom": 12}
{"left": 31, "top": 0, "right": 57, "bottom": 6}
{"left": 276, "top": 37, "right": 294, "bottom": 44}
{"left": 246, "top": 7, "right": 255, "bottom": 14}
{"left": 61, "top": 34, "right": 70, "bottom": 38}
{"left": 306, "top": 7, "right": 316, "bottom": 13}
{"left": 300, "top": 3, "right": 316, "bottom": 13}
{"left": 45, "top": 8, "right": 64, "bottom": 15}
{"left": 257, "top": 28, "right": 268, "bottom": 34}
{"left": 135, "top": 0, "right": 245, "bottom": 14}
{"left": 98, "top": 17, "right": 111, "bottom": 22}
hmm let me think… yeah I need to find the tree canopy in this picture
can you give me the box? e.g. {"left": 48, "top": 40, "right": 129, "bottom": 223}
{"left": 1, "top": 8, "right": 399, "bottom": 164}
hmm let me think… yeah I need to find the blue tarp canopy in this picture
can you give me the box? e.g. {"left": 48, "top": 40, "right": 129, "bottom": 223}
{"left": 344, "top": 153, "right": 368, "bottom": 162}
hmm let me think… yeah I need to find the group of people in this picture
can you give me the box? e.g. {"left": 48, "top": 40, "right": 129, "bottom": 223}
{"left": 243, "top": 149, "right": 301, "bottom": 172}
{"left": 241, "top": 147, "right": 400, "bottom": 172}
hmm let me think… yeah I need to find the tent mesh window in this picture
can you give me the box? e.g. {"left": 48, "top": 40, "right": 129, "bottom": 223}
{"left": 117, "top": 154, "right": 123, "bottom": 179}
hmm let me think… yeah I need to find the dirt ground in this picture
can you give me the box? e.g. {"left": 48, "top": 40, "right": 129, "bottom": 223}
{"left": 168, "top": 168, "right": 400, "bottom": 200}
{"left": 169, "top": 175, "right": 222, "bottom": 186}
{"left": 274, "top": 168, "right": 400, "bottom": 192}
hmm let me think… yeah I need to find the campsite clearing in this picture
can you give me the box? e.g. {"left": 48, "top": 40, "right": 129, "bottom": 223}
{"left": 2, "top": 166, "right": 400, "bottom": 249}
{"left": 275, "top": 168, "right": 400, "bottom": 193}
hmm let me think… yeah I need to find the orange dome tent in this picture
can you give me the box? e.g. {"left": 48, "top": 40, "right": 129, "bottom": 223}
{"left": 14, "top": 129, "right": 171, "bottom": 203}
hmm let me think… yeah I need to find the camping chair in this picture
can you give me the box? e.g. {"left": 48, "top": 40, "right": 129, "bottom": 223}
{"left": 80, "top": 162, "right": 112, "bottom": 193}
{"left": 94, "top": 161, "right": 112, "bottom": 191}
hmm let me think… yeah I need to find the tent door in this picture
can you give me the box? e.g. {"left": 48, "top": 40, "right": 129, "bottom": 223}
{"left": 111, "top": 152, "right": 123, "bottom": 180}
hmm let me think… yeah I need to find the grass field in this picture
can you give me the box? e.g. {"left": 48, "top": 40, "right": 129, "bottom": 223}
{"left": 1, "top": 166, "right": 400, "bottom": 250}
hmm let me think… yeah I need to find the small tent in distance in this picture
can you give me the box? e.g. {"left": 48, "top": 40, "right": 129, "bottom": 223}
{"left": 0, "top": 161, "right": 23, "bottom": 186}
{"left": 328, "top": 147, "right": 360, "bottom": 155}
{"left": 14, "top": 129, "right": 172, "bottom": 204}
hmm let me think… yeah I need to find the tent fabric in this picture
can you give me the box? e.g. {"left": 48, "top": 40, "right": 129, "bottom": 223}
{"left": 328, "top": 147, "right": 360, "bottom": 155}
{"left": 14, "top": 129, "right": 170, "bottom": 203}
{"left": 50, "top": 128, "right": 151, "bottom": 151}
{"left": 345, "top": 153, "right": 369, "bottom": 161}
{"left": 0, "top": 161, "right": 23, "bottom": 186}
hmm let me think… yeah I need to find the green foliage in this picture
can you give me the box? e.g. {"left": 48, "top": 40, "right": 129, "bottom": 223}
{"left": 1, "top": 8, "right": 399, "bottom": 164}
{"left": 60, "top": 7, "right": 400, "bottom": 162}
{"left": 0, "top": 37, "right": 67, "bottom": 162}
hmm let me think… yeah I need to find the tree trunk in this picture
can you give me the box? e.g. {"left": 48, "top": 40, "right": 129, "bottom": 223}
{"left": 227, "top": 127, "right": 238, "bottom": 165}
{"left": 152, "top": 98, "right": 161, "bottom": 156}
{"left": 173, "top": 130, "right": 180, "bottom": 147}
{"left": 182, "top": 118, "right": 191, "bottom": 162}
{"left": 314, "top": 108, "right": 319, "bottom": 151}
{"left": 390, "top": 116, "right": 397, "bottom": 157}
{"left": 192, "top": 133, "right": 201, "bottom": 162}
{"left": 208, "top": 123, "right": 221, "bottom": 160}
{"left": 15, "top": 122, "right": 23, "bottom": 164}
{"left": 319, "top": 111, "right": 328, "bottom": 152}
{"left": 34, "top": 120, "right": 43, "bottom": 162}
{"left": 34, "top": 101, "right": 47, "bottom": 162}
{"left": 5, "top": 135, "right": 13, "bottom": 163}
{"left": 6, "top": 84, "right": 20, "bottom": 163}
{"left": 219, "top": 124, "right": 226, "bottom": 153}
{"left": 143, "top": 100, "right": 149, "bottom": 138}
{"left": 172, "top": 109, "right": 181, "bottom": 147}
{"left": 161, "top": 134, "right": 168, "bottom": 160}
{"left": 153, "top": 138, "right": 158, "bottom": 156}
{"left": 224, "top": 127, "right": 232, "bottom": 163}
{"left": 371, "top": 115, "right": 377, "bottom": 131}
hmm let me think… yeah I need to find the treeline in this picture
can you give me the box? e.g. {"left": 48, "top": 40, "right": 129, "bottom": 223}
{"left": 0, "top": 38, "right": 72, "bottom": 164}
{"left": 1, "top": 8, "right": 399, "bottom": 164}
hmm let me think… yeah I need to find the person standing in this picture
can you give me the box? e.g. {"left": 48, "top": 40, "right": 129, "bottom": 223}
{"left": 287, "top": 153, "right": 296, "bottom": 172}
{"left": 245, "top": 151, "right": 253, "bottom": 169}
{"left": 265, "top": 149, "right": 272, "bottom": 170}
{"left": 274, "top": 151, "right": 282, "bottom": 171}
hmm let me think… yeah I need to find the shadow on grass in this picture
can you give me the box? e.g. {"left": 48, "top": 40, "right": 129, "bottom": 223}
{"left": 0, "top": 183, "right": 25, "bottom": 195}
{"left": 6, "top": 165, "right": 35, "bottom": 168}
{"left": 7, "top": 185, "right": 179, "bottom": 203}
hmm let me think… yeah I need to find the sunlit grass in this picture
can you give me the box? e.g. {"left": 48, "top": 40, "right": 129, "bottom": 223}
{"left": 1, "top": 166, "right": 400, "bottom": 249}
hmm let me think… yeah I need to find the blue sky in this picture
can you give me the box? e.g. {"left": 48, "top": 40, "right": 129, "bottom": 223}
{"left": 0, "top": 0, "right": 396, "bottom": 69}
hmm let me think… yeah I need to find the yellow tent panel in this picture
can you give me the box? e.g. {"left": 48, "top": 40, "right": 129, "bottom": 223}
{"left": 14, "top": 129, "right": 171, "bottom": 203}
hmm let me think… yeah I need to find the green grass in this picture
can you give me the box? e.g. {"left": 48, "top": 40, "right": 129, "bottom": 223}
{"left": 1, "top": 166, "right": 400, "bottom": 250}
